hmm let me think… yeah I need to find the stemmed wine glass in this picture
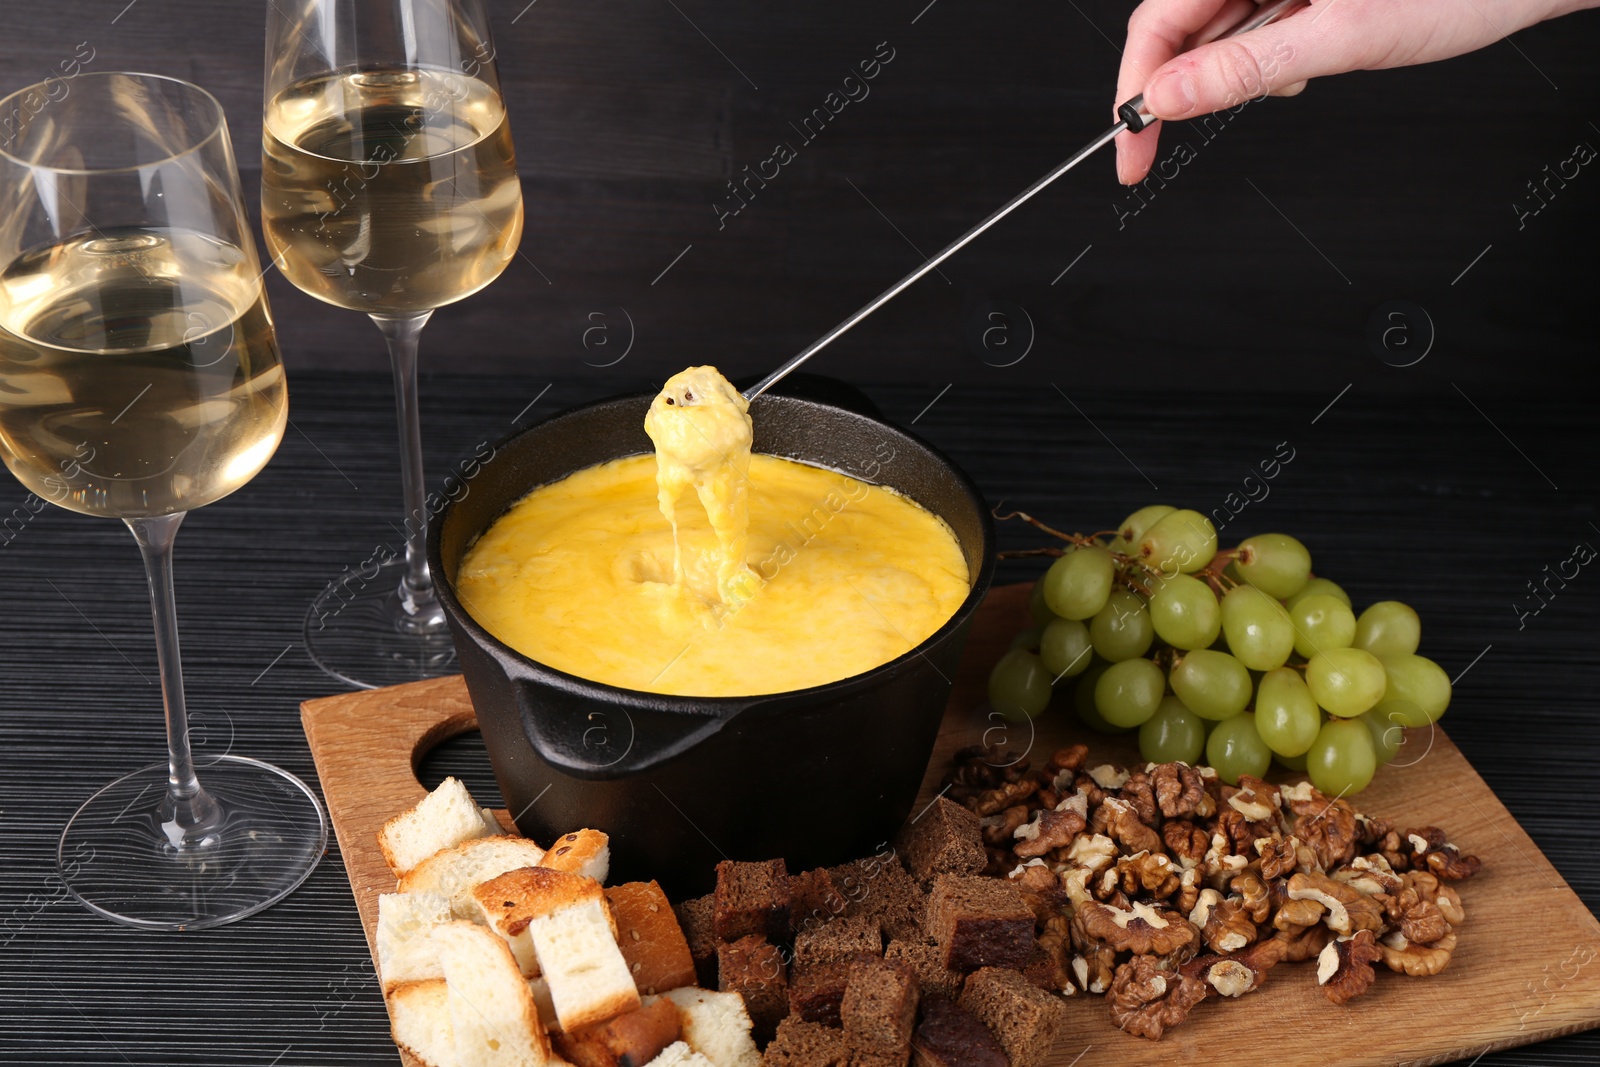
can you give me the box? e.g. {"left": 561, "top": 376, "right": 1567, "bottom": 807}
{"left": 261, "top": 0, "right": 525, "bottom": 689}
{"left": 0, "top": 72, "right": 327, "bottom": 929}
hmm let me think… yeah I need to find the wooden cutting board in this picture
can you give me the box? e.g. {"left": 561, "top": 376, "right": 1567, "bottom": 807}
{"left": 302, "top": 583, "right": 1600, "bottom": 1067}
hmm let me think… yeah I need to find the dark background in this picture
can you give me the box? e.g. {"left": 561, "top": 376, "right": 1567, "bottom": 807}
{"left": 3, "top": 2, "right": 1600, "bottom": 1066}
{"left": 5, "top": 0, "right": 1597, "bottom": 386}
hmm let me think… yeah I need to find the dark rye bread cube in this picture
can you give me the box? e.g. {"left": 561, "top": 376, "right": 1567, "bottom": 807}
{"left": 675, "top": 893, "right": 720, "bottom": 988}
{"left": 718, "top": 935, "right": 790, "bottom": 1044}
{"left": 910, "top": 996, "right": 1006, "bottom": 1067}
{"left": 788, "top": 952, "right": 876, "bottom": 1028}
{"left": 925, "top": 875, "right": 1034, "bottom": 972}
{"left": 715, "top": 859, "right": 792, "bottom": 943}
{"left": 792, "top": 914, "right": 882, "bottom": 967}
{"left": 893, "top": 797, "right": 986, "bottom": 887}
{"left": 828, "top": 855, "right": 926, "bottom": 943}
{"left": 958, "top": 968, "right": 1069, "bottom": 1067}
{"left": 761, "top": 1017, "right": 849, "bottom": 1067}
{"left": 841, "top": 956, "right": 919, "bottom": 1060}
{"left": 790, "top": 868, "right": 849, "bottom": 937}
{"left": 884, "top": 940, "right": 963, "bottom": 1001}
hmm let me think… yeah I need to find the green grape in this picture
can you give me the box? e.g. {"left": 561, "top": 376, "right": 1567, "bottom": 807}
{"left": 1139, "top": 696, "right": 1206, "bottom": 764}
{"left": 1008, "top": 625, "right": 1044, "bottom": 652}
{"left": 1289, "top": 593, "right": 1357, "bottom": 659}
{"left": 1147, "top": 573, "right": 1221, "bottom": 650}
{"left": 987, "top": 648, "right": 1052, "bottom": 722}
{"left": 1169, "top": 649, "right": 1251, "bottom": 720}
{"left": 1040, "top": 617, "right": 1093, "bottom": 679}
{"left": 1354, "top": 601, "right": 1421, "bottom": 658}
{"left": 1110, "top": 504, "right": 1175, "bottom": 553}
{"left": 1361, "top": 706, "right": 1407, "bottom": 765}
{"left": 1089, "top": 591, "right": 1155, "bottom": 662}
{"left": 1287, "top": 577, "right": 1350, "bottom": 610}
{"left": 1219, "top": 585, "right": 1295, "bottom": 671}
{"left": 1372, "top": 697, "right": 1429, "bottom": 729}
{"left": 1236, "top": 533, "right": 1312, "bottom": 599}
{"left": 1137, "top": 509, "right": 1218, "bottom": 576}
{"left": 1306, "top": 647, "right": 1388, "bottom": 717}
{"left": 1028, "top": 578, "right": 1057, "bottom": 626}
{"left": 1042, "top": 545, "right": 1115, "bottom": 620}
{"left": 1306, "top": 717, "right": 1377, "bottom": 795}
{"left": 1094, "top": 658, "right": 1165, "bottom": 728}
{"left": 1254, "top": 667, "right": 1322, "bottom": 757}
{"left": 1206, "top": 713, "right": 1272, "bottom": 785}
{"left": 1378, "top": 653, "right": 1451, "bottom": 723}
{"left": 1074, "top": 663, "right": 1133, "bottom": 734}
{"left": 1274, "top": 749, "right": 1309, "bottom": 772}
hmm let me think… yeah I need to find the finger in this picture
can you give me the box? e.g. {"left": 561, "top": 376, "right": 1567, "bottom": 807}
{"left": 1272, "top": 78, "right": 1308, "bottom": 97}
{"left": 1189, "top": 0, "right": 1260, "bottom": 47}
{"left": 1113, "top": 0, "right": 1233, "bottom": 183}
{"left": 1141, "top": 11, "right": 1368, "bottom": 120}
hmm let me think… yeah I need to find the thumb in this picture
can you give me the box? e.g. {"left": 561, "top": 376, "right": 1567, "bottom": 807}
{"left": 1141, "top": 17, "right": 1357, "bottom": 120}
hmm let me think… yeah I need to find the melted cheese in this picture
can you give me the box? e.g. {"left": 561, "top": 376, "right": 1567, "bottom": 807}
{"left": 458, "top": 452, "right": 968, "bottom": 697}
{"left": 641, "top": 367, "right": 757, "bottom": 607}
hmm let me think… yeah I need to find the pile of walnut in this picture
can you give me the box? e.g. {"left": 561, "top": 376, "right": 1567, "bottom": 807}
{"left": 946, "top": 743, "right": 1482, "bottom": 1040}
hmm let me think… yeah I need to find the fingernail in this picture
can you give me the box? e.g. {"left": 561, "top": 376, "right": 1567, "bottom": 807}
{"left": 1114, "top": 142, "right": 1132, "bottom": 185}
{"left": 1146, "top": 71, "right": 1196, "bottom": 117}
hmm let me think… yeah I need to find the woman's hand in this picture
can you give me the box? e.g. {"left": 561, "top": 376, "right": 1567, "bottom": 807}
{"left": 1113, "top": 0, "right": 1591, "bottom": 184}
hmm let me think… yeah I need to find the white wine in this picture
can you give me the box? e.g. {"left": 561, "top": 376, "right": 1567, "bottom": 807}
{"left": 0, "top": 228, "right": 288, "bottom": 518}
{"left": 261, "top": 68, "right": 524, "bottom": 314}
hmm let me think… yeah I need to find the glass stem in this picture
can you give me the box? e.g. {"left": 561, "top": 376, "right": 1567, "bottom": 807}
{"left": 126, "top": 512, "right": 220, "bottom": 846}
{"left": 372, "top": 311, "right": 443, "bottom": 631}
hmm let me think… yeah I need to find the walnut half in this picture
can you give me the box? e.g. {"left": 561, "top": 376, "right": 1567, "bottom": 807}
{"left": 1108, "top": 956, "right": 1209, "bottom": 1040}
{"left": 1318, "top": 930, "right": 1382, "bottom": 1005}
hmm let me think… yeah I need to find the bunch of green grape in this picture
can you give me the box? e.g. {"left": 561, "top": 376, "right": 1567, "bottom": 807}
{"left": 987, "top": 505, "right": 1452, "bottom": 796}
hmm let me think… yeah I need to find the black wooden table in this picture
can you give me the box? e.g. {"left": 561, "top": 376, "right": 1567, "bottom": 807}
{"left": 1, "top": 372, "right": 1596, "bottom": 1066}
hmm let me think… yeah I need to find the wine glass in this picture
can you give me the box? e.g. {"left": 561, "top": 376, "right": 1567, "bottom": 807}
{"left": 261, "top": 0, "right": 525, "bottom": 688}
{"left": 0, "top": 72, "right": 327, "bottom": 929}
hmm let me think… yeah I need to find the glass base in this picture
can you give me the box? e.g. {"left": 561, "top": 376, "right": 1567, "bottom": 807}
{"left": 304, "top": 555, "right": 458, "bottom": 690}
{"left": 58, "top": 755, "right": 327, "bottom": 932}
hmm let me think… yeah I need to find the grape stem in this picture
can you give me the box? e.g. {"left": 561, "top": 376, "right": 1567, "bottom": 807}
{"left": 1196, "top": 548, "right": 1242, "bottom": 596}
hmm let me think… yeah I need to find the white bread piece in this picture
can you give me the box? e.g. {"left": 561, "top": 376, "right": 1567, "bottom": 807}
{"left": 483, "top": 808, "right": 510, "bottom": 836}
{"left": 474, "top": 863, "right": 620, "bottom": 979}
{"left": 400, "top": 836, "right": 548, "bottom": 920}
{"left": 378, "top": 891, "right": 453, "bottom": 992}
{"left": 389, "top": 979, "right": 461, "bottom": 1067}
{"left": 476, "top": 867, "right": 639, "bottom": 1031}
{"left": 644, "top": 1041, "right": 715, "bottom": 1067}
{"left": 645, "top": 989, "right": 760, "bottom": 1067}
{"left": 433, "top": 921, "right": 553, "bottom": 1067}
{"left": 380, "top": 777, "right": 493, "bottom": 875}
{"left": 538, "top": 829, "right": 610, "bottom": 885}
{"left": 526, "top": 977, "right": 557, "bottom": 1032}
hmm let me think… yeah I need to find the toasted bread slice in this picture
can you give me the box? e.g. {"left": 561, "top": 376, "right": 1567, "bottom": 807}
{"left": 433, "top": 921, "right": 553, "bottom": 1067}
{"left": 552, "top": 997, "right": 681, "bottom": 1067}
{"left": 643, "top": 1041, "right": 715, "bottom": 1067}
{"left": 644, "top": 989, "right": 760, "bottom": 1067}
{"left": 400, "top": 836, "right": 549, "bottom": 920}
{"left": 378, "top": 891, "right": 454, "bottom": 992}
{"left": 540, "top": 829, "right": 610, "bottom": 884}
{"left": 605, "top": 881, "right": 696, "bottom": 996}
{"left": 389, "top": 979, "right": 461, "bottom": 1067}
{"left": 476, "top": 867, "right": 640, "bottom": 1031}
{"left": 380, "top": 777, "right": 494, "bottom": 875}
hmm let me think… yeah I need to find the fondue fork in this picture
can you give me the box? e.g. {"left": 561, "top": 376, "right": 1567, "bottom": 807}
{"left": 744, "top": 0, "right": 1311, "bottom": 401}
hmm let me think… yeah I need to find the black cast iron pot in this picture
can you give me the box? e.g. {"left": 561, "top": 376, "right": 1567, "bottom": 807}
{"left": 429, "top": 380, "right": 995, "bottom": 898}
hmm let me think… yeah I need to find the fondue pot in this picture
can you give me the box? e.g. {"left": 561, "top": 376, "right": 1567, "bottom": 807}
{"left": 429, "top": 380, "right": 995, "bottom": 896}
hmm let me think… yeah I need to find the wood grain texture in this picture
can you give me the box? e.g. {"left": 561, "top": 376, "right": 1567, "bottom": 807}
{"left": 302, "top": 583, "right": 1600, "bottom": 1067}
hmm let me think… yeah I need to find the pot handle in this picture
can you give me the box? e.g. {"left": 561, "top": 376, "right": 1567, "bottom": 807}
{"left": 515, "top": 684, "right": 765, "bottom": 780}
